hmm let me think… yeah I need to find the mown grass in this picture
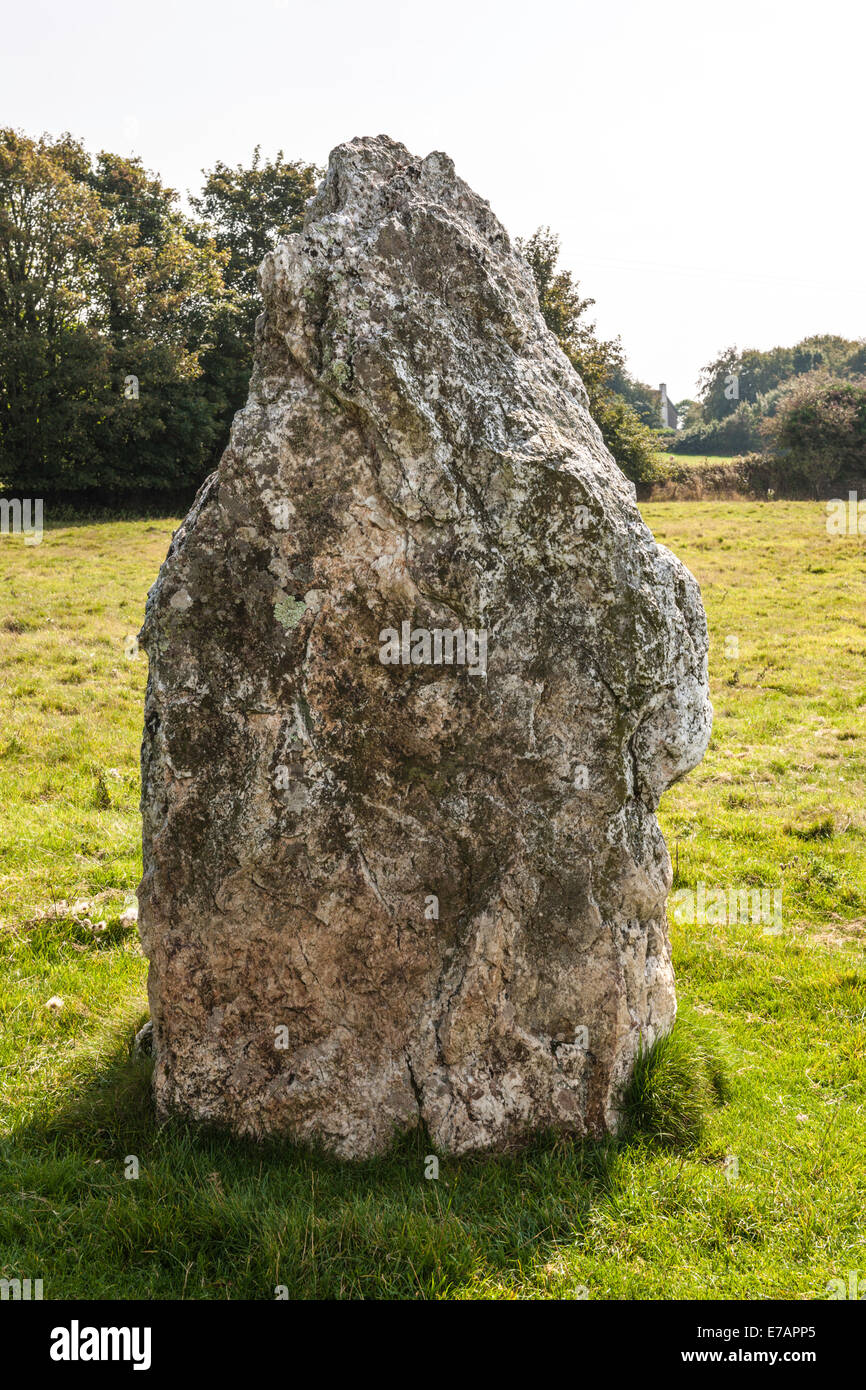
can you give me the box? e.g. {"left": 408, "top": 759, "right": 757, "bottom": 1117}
{"left": 1, "top": 502, "right": 864, "bottom": 1300}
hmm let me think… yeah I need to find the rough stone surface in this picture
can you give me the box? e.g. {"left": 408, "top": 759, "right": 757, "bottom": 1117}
{"left": 133, "top": 1020, "right": 154, "bottom": 1059}
{"left": 138, "top": 135, "right": 712, "bottom": 1158}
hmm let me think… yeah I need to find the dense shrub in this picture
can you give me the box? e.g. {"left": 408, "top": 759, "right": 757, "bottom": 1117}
{"left": 589, "top": 391, "right": 660, "bottom": 483}
{"left": 760, "top": 372, "right": 866, "bottom": 492}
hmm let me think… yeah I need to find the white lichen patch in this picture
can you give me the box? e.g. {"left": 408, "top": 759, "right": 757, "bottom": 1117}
{"left": 273, "top": 595, "right": 307, "bottom": 631}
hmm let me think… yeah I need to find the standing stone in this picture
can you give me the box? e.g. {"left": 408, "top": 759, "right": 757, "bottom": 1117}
{"left": 138, "top": 135, "right": 711, "bottom": 1157}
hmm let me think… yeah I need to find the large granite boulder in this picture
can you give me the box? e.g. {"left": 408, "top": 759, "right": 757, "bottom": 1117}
{"left": 138, "top": 135, "right": 711, "bottom": 1157}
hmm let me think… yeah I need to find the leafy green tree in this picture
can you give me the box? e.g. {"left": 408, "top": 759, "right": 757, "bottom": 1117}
{"left": 698, "top": 345, "right": 791, "bottom": 421}
{"left": 698, "top": 346, "right": 741, "bottom": 421}
{"left": 517, "top": 228, "right": 657, "bottom": 481}
{"left": 844, "top": 342, "right": 866, "bottom": 376}
{"left": 1, "top": 130, "right": 123, "bottom": 491}
{"left": 190, "top": 148, "right": 319, "bottom": 454}
{"left": 0, "top": 129, "right": 231, "bottom": 495}
{"left": 610, "top": 367, "right": 662, "bottom": 428}
{"left": 675, "top": 398, "right": 703, "bottom": 429}
{"left": 796, "top": 334, "right": 862, "bottom": 375}
{"left": 84, "top": 149, "right": 232, "bottom": 491}
{"left": 192, "top": 147, "right": 318, "bottom": 324}
{"left": 699, "top": 336, "right": 866, "bottom": 422}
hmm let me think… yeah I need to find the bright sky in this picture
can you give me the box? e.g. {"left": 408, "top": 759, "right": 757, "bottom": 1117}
{"left": 4, "top": 0, "right": 864, "bottom": 401}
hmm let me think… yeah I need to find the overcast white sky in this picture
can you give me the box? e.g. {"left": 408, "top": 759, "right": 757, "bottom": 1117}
{"left": 3, "top": 0, "right": 864, "bottom": 401}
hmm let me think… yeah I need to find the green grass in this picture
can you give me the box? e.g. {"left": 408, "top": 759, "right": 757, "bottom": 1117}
{"left": 1, "top": 503, "right": 865, "bottom": 1299}
{"left": 620, "top": 1004, "right": 731, "bottom": 1151}
{"left": 652, "top": 452, "right": 742, "bottom": 470}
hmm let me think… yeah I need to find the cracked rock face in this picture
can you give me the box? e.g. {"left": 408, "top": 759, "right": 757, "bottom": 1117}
{"left": 138, "top": 135, "right": 712, "bottom": 1158}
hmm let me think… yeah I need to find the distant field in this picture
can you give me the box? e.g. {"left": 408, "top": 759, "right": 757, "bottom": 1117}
{"left": 0, "top": 503, "right": 864, "bottom": 1299}
{"left": 653, "top": 452, "right": 742, "bottom": 470}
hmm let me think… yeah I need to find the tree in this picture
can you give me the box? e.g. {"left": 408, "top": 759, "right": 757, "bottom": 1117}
{"left": 699, "top": 336, "right": 866, "bottom": 422}
{"left": 85, "top": 149, "right": 233, "bottom": 491}
{"left": 517, "top": 228, "right": 657, "bottom": 481}
{"left": 190, "top": 148, "right": 320, "bottom": 455}
{"left": 610, "top": 367, "right": 662, "bottom": 428}
{"left": 192, "top": 147, "right": 318, "bottom": 325}
{"left": 0, "top": 130, "right": 123, "bottom": 491}
{"left": 0, "top": 129, "right": 230, "bottom": 495}
{"left": 675, "top": 398, "right": 703, "bottom": 429}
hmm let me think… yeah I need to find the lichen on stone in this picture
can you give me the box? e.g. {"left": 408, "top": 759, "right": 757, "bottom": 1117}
{"left": 273, "top": 595, "right": 307, "bottom": 631}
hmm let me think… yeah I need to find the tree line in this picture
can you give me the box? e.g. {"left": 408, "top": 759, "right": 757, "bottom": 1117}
{"left": 2, "top": 128, "right": 862, "bottom": 501}
{"left": 669, "top": 337, "right": 866, "bottom": 490}
{"left": 0, "top": 129, "right": 316, "bottom": 500}
{"left": 1, "top": 130, "right": 674, "bottom": 499}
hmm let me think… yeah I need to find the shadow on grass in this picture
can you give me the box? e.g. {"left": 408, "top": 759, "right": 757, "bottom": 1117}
{"left": 0, "top": 1003, "right": 732, "bottom": 1299}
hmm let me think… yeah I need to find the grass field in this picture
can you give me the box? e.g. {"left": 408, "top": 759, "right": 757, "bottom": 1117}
{"left": 652, "top": 452, "right": 742, "bottom": 471}
{"left": 1, "top": 501, "right": 864, "bottom": 1300}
